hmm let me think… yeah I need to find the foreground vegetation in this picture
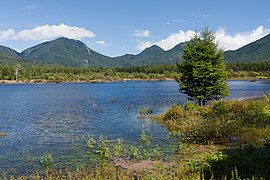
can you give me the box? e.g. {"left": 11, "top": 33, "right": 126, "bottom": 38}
{"left": 0, "top": 61, "right": 269, "bottom": 83}
{"left": 4, "top": 95, "right": 270, "bottom": 179}
{"left": 155, "top": 94, "right": 270, "bottom": 179}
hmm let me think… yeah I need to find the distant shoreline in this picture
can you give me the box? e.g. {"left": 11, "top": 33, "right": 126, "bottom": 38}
{"left": 0, "top": 77, "right": 269, "bottom": 84}
{"left": 0, "top": 78, "right": 174, "bottom": 84}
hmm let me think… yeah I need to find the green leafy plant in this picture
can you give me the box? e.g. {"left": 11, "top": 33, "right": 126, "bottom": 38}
{"left": 139, "top": 128, "right": 153, "bottom": 145}
{"left": 112, "top": 138, "right": 126, "bottom": 157}
{"left": 39, "top": 152, "right": 54, "bottom": 169}
{"left": 96, "top": 135, "right": 110, "bottom": 161}
{"left": 86, "top": 135, "right": 96, "bottom": 150}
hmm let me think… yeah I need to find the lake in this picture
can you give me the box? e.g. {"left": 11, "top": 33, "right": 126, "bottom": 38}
{"left": 0, "top": 80, "right": 269, "bottom": 175}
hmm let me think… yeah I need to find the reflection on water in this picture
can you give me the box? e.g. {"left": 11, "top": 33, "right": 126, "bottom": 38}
{"left": 0, "top": 80, "right": 269, "bottom": 175}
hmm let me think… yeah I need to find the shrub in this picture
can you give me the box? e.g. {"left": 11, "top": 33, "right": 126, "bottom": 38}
{"left": 157, "top": 97, "right": 270, "bottom": 145}
{"left": 163, "top": 105, "right": 185, "bottom": 121}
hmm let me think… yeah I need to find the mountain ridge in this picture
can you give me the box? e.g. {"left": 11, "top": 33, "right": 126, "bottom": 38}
{"left": 0, "top": 34, "right": 269, "bottom": 67}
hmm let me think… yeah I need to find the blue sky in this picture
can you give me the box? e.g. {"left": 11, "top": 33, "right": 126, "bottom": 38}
{"left": 0, "top": 0, "right": 270, "bottom": 57}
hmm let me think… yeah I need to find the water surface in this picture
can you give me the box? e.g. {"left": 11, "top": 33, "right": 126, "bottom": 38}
{"left": 0, "top": 80, "right": 269, "bottom": 175}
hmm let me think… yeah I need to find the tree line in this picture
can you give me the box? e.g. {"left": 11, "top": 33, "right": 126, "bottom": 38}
{"left": 0, "top": 61, "right": 269, "bottom": 81}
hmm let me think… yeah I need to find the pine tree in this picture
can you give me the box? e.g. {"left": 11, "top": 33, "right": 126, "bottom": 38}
{"left": 178, "top": 28, "right": 229, "bottom": 106}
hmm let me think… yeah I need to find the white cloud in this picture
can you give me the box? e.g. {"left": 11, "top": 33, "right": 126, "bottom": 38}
{"left": 0, "top": 23, "right": 95, "bottom": 41}
{"left": 133, "top": 29, "right": 151, "bottom": 37}
{"left": 95, "top": 40, "right": 110, "bottom": 47}
{"left": 16, "top": 23, "right": 95, "bottom": 41}
{"left": 0, "top": 29, "right": 16, "bottom": 41}
{"left": 136, "top": 40, "right": 153, "bottom": 51}
{"left": 136, "top": 26, "right": 270, "bottom": 51}
{"left": 95, "top": 40, "right": 106, "bottom": 44}
{"left": 26, "top": 5, "right": 38, "bottom": 10}
{"left": 215, "top": 26, "right": 270, "bottom": 50}
{"left": 136, "top": 30, "right": 195, "bottom": 51}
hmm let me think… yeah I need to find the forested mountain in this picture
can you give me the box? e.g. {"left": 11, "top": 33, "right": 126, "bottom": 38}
{"left": 20, "top": 37, "right": 119, "bottom": 67}
{"left": 0, "top": 45, "right": 21, "bottom": 59}
{"left": 0, "top": 34, "right": 269, "bottom": 67}
{"left": 224, "top": 34, "right": 270, "bottom": 62}
{"left": 114, "top": 44, "right": 184, "bottom": 66}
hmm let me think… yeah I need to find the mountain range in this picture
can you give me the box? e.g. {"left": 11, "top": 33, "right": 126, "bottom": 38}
{"left": 0, "top": 34, "right": 270, "bottom": 67}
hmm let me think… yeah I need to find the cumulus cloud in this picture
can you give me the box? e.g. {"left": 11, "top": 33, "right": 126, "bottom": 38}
{"left": 136, "top": 30, "right": 195, "bottom": 51}
{"left": 17, "top": 23, "right": 95, "bottom": 40}
{"left": 136, "top": 40, "right": 153, "bottom": 51}
{"left": 136, "top": 26, "right": 270, "bottom": 51}
{"left": 0, "top": 23, "right": 95, "bottom": 41}
{"left": 215, "top": 26, "right": 270, "bottom": 50}
{"left": 133, "top": 29, "right": 151, "bottom": 37}
{"left": 0, "top": 29, "right": 16, "bottom": 41}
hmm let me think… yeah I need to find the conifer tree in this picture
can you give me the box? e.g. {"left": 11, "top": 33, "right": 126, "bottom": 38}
{"left": 178, "top": 28, "right": 229, "bottom": 106}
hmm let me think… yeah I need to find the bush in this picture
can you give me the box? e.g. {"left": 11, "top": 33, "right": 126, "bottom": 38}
{"left": 156, "top": 96, "right": 270, "bottom": 145}
{"left": 163, "top": 105, "right": 185, "bottom": 121}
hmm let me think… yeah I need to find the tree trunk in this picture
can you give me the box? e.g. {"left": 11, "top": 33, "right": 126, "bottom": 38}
{"left": 15, "top": 68, "right": 19, "bottom": 81}
{"left": 202, "top": 99, "right": 206, "bottom": 106}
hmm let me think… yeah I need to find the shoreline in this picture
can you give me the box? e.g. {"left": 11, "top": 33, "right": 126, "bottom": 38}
{"left": 0, "top": 76, "right": 269, "bottom": 84}
{"left": 0, "top": 78, "right": 174, "bottom": 84}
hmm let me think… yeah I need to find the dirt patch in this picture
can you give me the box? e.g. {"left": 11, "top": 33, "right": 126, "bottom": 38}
{"left": 113, "top": 158, "right": 174, "bottom": 172}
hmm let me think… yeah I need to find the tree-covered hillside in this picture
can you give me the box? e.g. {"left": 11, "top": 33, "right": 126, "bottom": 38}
{"left": 0, "top": 34, "right": 269, "bottom": 67}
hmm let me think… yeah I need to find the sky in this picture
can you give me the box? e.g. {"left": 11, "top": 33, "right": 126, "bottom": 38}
{"left": 0, "top": 0, "right": 270, "bottom": 57}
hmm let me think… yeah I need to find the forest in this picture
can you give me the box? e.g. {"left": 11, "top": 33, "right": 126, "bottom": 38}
{"left": 0, "top": 61, "right": 269, "bottom": 82}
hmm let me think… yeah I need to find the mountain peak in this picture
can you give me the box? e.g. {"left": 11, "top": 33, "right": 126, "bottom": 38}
{"left": 20, "top": 36, "right": 114, "bottom": 67}
{"left": 143, "top": 45, "right": 164, "bottom": 52}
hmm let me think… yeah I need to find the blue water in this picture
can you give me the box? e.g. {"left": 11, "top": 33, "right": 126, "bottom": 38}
{"left": 0, "top": 80, "right": 269, "bottom": 175}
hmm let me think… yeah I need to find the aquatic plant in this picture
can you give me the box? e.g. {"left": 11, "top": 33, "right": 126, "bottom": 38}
{"left": 139, "top": 128, "right": 153, "bottom": 145}
{"left": 39, "top": 152, "right": 54, "bottom": 169}
{"left": 138, "top": 107, "right": 153, "bottom": 119}
{"left": 0, "top": 132, "right": 6, "bottom": 138}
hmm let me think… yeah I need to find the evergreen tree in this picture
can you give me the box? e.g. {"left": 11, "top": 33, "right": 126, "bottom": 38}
{"left": 178, "top": 28, "right": 229, "bottom": 106}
